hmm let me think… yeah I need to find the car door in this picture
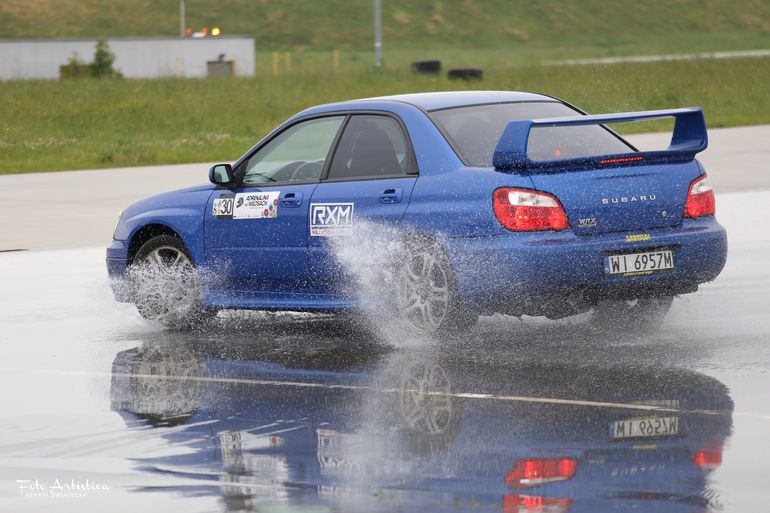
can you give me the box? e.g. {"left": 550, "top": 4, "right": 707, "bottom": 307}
{"left": 307, "top": 114, "right": 418, "bottom": 292}
{"left": 204, "top": 115, "right": 346, "bottom": 295}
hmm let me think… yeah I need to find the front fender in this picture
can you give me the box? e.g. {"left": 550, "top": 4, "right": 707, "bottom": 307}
{"left": 114, "top": 186, "right": 214, "bottom": 265}
{"left": 121, "top": 209, "right": 206, "bottom": 265}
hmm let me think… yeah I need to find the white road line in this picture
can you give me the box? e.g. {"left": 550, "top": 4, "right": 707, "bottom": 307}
{"left": 544, "top": 49, "right": 770, "bottom": 66}
{"left": 1, "top": 367, "right": 739, "bottom": 416}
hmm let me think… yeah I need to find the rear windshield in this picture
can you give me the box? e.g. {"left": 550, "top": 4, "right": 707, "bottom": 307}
{"left": 430, "top": 101, "right": 633, "bottom": 167}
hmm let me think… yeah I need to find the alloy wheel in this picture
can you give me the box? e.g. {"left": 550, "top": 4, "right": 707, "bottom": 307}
{"left": 131, "top": 245, "right": 199, "bottom": 323}
{"left": 396, "top": 249, "right": 450, "bottom": 332}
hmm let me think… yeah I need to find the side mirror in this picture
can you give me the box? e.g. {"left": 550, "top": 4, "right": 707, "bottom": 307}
{"left": 209, "top": 163, "right": 233, "bottom": 186}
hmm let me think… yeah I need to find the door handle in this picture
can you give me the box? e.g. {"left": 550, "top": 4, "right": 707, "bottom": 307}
{"left": 379, "top": 188, "right": 403, "bottom": 204}
{"left": 280, "top": 191, "right": 303, "bottom": 207}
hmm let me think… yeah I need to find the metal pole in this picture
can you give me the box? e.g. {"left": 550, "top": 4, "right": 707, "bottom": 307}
{"left": 179, "top": 0, "right": 186, "bottom": 37}
{"left": 373, "top": 0, "right": 383, "bottom": 67}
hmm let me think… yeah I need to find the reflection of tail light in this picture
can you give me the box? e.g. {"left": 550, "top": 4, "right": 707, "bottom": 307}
{"left": 505, "top": 458, "right": 578, "bottom": 489}
{"left": 693, "top": 442, "right": 723, "bottom": 471}
{"left": 503, "top": 494, "right": 573, "bottom": 513}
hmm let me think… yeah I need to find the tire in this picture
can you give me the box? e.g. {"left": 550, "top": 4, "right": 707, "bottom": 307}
{"left": 395, "top": 240, "right": 477, "bottom": 335}
{"left": 129, "top": 235, "right": 216, "bottom": 329}
{"left": 591, "top": 295, "right": 675, "bottom": 332}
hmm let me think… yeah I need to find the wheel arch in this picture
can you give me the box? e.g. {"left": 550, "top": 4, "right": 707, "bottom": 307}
{"left": 399, "top": 229, "right": 444, "bottom": 251}
{"left": 398, "top": 230, "right": 458, "bottom": 277}
{"left": 127, "top": 224, "right": 189, "bottom": 265}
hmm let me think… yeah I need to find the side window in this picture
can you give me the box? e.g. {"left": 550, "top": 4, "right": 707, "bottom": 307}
{"left": 327, "top": 115, "right": 410, "bottom": 181}
{"left": 243, "top": 116, "right": 345, "bottom": 185}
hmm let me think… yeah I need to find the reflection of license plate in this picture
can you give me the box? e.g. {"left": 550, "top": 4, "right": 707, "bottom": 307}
{"left": 604, "top": 250, "right": 674, "bottom": 276}
{"left": 610, "top": 416, "right": 679, "bottom": 440}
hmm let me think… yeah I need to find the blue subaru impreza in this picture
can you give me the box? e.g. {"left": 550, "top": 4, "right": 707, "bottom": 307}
{"left": 106, "top": 91, "right": 727, "bottom": 333}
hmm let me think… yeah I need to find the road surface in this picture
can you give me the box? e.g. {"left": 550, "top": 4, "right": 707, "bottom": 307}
{"left": 0, "top": 126, "right": 768, "bottom": 512}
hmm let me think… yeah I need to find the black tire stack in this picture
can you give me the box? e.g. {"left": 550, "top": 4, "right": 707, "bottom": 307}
{"left": 411, "top": 60, "right": 442, "bottom": 74}
{"left": 447, "top": 68, "right": 483, "bottom": 81}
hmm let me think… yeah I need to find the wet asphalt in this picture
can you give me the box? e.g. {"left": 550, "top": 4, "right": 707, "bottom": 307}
{"left": 0, "top": 191, "right": 769, "bottom": 513}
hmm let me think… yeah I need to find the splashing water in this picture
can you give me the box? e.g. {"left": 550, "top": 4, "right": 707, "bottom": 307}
{"left": 327, "top": 221, "right": 435, "bottom": 348}
{"left": 127, "top": 259, "right": 221, "bottom": 329}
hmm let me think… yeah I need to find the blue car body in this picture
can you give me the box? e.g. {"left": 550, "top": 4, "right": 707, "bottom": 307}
{"left": 107, "top": 91, "right": 727, "bottom": 316}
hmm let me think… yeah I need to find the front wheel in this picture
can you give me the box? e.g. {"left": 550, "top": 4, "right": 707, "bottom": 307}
{"left": 591, "top": 295, "right": 675, "bottom": 332}
{"left": 395, "top": 241, "right": 477, "bottom": 335}
{"left": 129, "top": 235, "right": 215, "bottom": 328}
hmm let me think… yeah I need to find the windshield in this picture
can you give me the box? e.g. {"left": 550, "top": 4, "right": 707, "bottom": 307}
{"left": 431, "top": 101, "right": 633, "bottom": 167}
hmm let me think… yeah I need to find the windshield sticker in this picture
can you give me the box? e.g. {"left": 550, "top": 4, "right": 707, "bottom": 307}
{"left": 233, "top": 191, "right": 280, "bottom": 219}
{"left": 310, "top": 203, "right": 354, "bottom": 236}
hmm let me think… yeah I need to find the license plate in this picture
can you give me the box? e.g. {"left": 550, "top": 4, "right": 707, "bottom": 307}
{"left": 610, "top": 416, "right": 679, "bottom": 440}
{"left": 604, "top": 250, "right": 674, "bottom": 276}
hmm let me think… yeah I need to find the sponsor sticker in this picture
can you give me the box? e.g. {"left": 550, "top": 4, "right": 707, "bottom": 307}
{"left": 233, "top": 191, "right": 280, "bottom": 219}
{"left": 625, "top": 233, "right": 651, "bottom": 243}
{"left": 212, "top": 195, "right": 235, "bottom": 218}
{"left": 310, "top": 203, "right": 354, "bottom": 236}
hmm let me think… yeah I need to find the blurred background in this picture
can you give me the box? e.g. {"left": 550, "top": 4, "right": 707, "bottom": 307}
{"left": 0, "top": 0, "right": 768, "bottom": 173}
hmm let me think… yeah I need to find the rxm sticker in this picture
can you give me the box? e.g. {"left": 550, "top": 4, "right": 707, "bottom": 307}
{"left": 233, "top": 191, "right": 280, "bottom": 219}
{"left": 310, "top": 203, "right": 354, "bottom": 236}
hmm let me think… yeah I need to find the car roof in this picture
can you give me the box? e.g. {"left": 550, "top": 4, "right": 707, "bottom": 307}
{"left": 295, "top": 91, "right": 562, "bottom": 119}
{"left": 362, "top": 91, "right": 559, "bottom": 111}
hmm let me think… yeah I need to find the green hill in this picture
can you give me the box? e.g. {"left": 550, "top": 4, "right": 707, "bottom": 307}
{"left": 1, "top": 1, "right": 768, "bottom": 173}
{"left": 1, "top": 0, "right": 768, "bottom": 54}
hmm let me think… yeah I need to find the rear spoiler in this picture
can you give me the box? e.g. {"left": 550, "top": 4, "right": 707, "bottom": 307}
{"left": 492, "top": 107, "right": 708, "bottom": 172}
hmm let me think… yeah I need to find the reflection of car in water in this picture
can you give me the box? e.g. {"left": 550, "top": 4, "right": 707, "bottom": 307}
{"left": 110, "top": 329, "right": 732, "bottom": 512}
{"left": 111, "top": 344, "right": 204, "bottom": 427}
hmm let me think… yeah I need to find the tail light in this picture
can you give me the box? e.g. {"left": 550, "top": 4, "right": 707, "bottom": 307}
{"left": 505, "top": 458, "right": 578, "bottom": 489}
{"left": 493, "top": 188, "right": 570, "bottom": 232}
{"left": 503, "top": 494, "right": 573, "bottom": 513}
{"left": 684, "top": 174, "right": 715, "bottom": 218}
{"left": 693, "top": 442, "right": 723, "bottom": 471}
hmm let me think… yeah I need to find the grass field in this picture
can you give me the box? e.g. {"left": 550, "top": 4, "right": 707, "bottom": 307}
{"left": 1, "top": 56, "right": 768, "bottom": 174}
{"left": 1, "top": 1, "right": 768, "bottom": 173}
{"left": 2, "top": 0, "right": 768, "bottom": 54}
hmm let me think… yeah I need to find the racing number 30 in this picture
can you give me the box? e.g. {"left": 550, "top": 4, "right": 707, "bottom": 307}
{"left": 213, "top": 197, "right": 234, "bottom": 216}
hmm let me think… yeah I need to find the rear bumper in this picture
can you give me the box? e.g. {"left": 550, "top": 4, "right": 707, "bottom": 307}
{"left": 445, "top": 217, "right": 727, "bottom": 314}
{"left": 106, "top": 240, "right": 132, "bottom": 302}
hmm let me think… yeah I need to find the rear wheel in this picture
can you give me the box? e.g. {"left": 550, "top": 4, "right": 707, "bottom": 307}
{"left": 130, "top": 235, "right": 215, "bottom": 328}
{"left": 395, "top": 241, "right": 477, "bottom": 335}
{"left": 591, "top": 296, "right": 675, "bottom": 332}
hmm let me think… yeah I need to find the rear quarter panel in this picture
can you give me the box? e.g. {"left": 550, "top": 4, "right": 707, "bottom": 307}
{"left": 404, "top": 167, "right": 534, "bottom": 237}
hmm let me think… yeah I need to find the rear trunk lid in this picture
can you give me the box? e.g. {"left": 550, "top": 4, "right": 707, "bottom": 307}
{"left": 529, "top": 161, "right": 699, "bottom": 235}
